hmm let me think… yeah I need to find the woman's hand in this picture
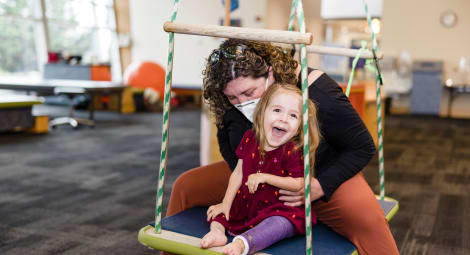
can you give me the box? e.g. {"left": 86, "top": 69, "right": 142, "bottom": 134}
{"left": 278, "top": 178, "right": 324, "bottom": 206}
{"left": 246, "top": 173, "right": 266, "bottom": 194}
{"left": 207, "top": 202, "right": 231, "bottom": 221}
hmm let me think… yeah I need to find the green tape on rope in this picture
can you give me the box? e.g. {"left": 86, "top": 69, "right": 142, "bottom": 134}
{"left": 160, "top": 149, "right": 166, "bottom": 162}
{"left": 162, "top": 130, "right": 168, "bottom": 144}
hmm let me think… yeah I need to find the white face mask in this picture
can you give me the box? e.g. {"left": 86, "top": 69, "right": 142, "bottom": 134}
{"left": 234, "top": 77, "right": 269, "bottom": 122}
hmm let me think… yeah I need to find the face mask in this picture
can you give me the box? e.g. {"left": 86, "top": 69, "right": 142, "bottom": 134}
{"left": 234, "top": 77, "right": 269, "bottom": 122}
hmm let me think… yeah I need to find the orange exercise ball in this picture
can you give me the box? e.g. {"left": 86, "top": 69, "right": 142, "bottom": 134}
{"left": 124, "top": 61, "right": 166, "bottom": 97}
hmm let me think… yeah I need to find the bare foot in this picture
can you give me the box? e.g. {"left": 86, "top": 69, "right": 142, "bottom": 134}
{"left": 200, "top": 228, "right": 227, "bottom": 248}
{"left": 223, "top": 239, "right": 245, "bottom": 255}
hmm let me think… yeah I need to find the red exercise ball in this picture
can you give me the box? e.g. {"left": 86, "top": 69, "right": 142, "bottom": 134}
{"left": 124, "top": 61, "right": 166, "bottom": 97}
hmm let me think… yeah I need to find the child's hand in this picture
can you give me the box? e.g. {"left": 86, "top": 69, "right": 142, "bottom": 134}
{"left": 207, "top": 202, "right": 231, "bottom": 221}
{"left": 246, "top": 173, "right": 266, "bottom": 194}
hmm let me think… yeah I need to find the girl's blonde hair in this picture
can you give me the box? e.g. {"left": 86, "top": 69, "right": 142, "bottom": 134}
{"left": 252, "top": 83, "right": 321, "bottom": 175}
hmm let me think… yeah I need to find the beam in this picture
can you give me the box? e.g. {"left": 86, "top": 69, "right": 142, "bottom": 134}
{"left": 274, "top": 43, "right": 383, "bottom": 59}
{"left": 307, "top": 45, "right": 383, "bottom": 59}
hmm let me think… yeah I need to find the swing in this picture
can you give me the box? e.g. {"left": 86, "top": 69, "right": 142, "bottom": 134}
{"left": 139, "top": 197, "right": 398, "bottom": 255}
{"left": 138, "top": 0, "right": 397, "bottom": 254}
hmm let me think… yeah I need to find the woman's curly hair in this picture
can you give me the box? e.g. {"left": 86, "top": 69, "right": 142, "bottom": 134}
{"left": 202, "top": 39, "right": 298, "bottom": 128}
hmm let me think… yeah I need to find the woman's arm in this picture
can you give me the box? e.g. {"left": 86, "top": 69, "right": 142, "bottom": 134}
{"left": 246, "top": 173, "right": 303, "bottom": 194}
{"left": 312, "top": 76, "right": 375, "bottom": 201}
{"left": 207, "top": 159, "right": 243, "bottom": 220}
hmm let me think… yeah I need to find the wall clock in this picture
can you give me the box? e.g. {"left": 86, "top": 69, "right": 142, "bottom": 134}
{"left": 440, "top": 10, "right": 457, "bottom": 28}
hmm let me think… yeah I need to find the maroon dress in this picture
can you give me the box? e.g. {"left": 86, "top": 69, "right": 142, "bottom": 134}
{"left": 211, "top": 130, "right": 317, "bottom": 235}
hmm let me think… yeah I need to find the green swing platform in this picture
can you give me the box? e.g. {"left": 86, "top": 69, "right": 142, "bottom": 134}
{"left": 138, "top": 196, "right": 398, "bottom": 255}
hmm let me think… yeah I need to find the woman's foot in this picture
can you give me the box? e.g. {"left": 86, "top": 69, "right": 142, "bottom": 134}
{"left": 223, "top": 239, "right": 245, "bottom": 255}
{"left": 200, "top": 227, "right": 227, "bottom": 248}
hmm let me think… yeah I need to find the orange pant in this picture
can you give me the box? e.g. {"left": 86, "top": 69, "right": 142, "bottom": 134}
{"left": 166, "top": 161, "right": 399, "bottom": 255}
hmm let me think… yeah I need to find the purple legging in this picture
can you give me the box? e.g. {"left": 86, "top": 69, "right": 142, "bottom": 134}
{"left": 235, "top": 216, "right": 295, "bottom": 254}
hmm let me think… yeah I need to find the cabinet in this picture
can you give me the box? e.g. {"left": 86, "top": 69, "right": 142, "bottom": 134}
{"left": 44, "top": 63, "right": 111, "bottom": 81}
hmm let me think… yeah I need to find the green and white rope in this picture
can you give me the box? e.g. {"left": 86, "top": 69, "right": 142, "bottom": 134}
{"left": 345, "top": 41, "right": 367, "bottom": 97}
{"left": 155, "top": 0, "right": 180, "bottom": 234}
{"left": 287, "top": 0, "right": 297, "bottom": 32}
{"left": 288, "top": 0, "right": 312, "bottom": 254}
{"left": 363, "top": 0, "right": 385, "bottom": 200}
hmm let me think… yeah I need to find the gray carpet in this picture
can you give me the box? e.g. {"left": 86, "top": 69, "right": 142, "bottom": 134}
{"left": 0, "top": 105, "right": 200, "bottom": 255}
{"left": 1, "top": 105, "right": 469, "bottom": 254}
{"left": 362, "top": 115, "right": 470, "bottom": 255}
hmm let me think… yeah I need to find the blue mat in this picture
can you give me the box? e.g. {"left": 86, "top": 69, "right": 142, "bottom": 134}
{"left": 146, "top": 198, "right": 398, "bottom": 254}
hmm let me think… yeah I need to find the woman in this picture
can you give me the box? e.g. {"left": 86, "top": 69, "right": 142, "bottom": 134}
{"left": 167, "top": 39, "right": 398, "bottom": 254}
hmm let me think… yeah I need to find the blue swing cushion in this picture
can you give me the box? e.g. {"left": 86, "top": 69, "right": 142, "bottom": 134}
{"left": 138, "top": 197, "right": 398, "bottom": 255}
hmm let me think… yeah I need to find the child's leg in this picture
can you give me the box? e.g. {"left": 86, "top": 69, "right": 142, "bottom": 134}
{"left": 201, "top": 221, "right": 228, "bottom": 248}
{"left": 224, "top": 216, "right": 295, "bottom": 255}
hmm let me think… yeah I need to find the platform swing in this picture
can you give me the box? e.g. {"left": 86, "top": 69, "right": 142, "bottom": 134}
{"left": 138, "top": 0, "right": 398, "bottom": 254}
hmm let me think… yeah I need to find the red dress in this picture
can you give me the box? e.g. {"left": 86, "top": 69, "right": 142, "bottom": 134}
{"left": 211, "top": 129, "right": 316, "bottom": 235}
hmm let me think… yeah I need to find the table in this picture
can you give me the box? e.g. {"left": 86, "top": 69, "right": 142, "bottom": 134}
{"left": 445, "top": 84, "right": 470, "bottom": 117}
{"left": 0, "top": 78, "right": 125, "bottom": 122}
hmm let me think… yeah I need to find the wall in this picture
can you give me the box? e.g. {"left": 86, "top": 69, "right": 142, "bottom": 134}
{"left": 381, "top": 0, "right": 470, "bottom": 117}
{"left": 382, "top": 0, "right": 470, "bottom": 75}
{"left": 129, "top": 0, "right": 265, "bottom": 87}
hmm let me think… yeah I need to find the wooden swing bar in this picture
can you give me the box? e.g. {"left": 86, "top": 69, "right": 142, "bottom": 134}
{"left": 306, "top": 45, "right": 383, "bottom": 59}
{"left": 163, "top": 21, "right": 313, "bottom": 45}
{"left": 273, "top": 43, "right": 384, "bottom": 59}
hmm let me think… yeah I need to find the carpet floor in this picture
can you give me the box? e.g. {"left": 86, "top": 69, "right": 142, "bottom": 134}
{"left": 0, "top": 105, "right": 469, "bottom": 254}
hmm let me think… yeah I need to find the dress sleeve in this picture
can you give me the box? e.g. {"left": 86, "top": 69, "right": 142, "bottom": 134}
{"left": 311, "top": 74, "right": 376, "bottom": 201}
{"left": 283, "top": 145, "right": 304, "bottom": 178}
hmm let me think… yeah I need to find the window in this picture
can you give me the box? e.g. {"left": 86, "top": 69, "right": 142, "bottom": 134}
{"left": 45, "top": 0, "right": 116, "bottom": 62}
{"left": 0, "top": 0, "right": 44, "bottom": 77}
{"left": 0, "top": 0, "right": 117, "bottom": 78}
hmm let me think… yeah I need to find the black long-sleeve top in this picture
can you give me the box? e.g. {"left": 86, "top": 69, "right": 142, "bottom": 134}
{"left": 217, "top": 71, "right": 376, "bottom": 201}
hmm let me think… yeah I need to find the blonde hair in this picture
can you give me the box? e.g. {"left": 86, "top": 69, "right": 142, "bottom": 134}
{"left": 252, "top": 83, "right": 321, "bottom": 175}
